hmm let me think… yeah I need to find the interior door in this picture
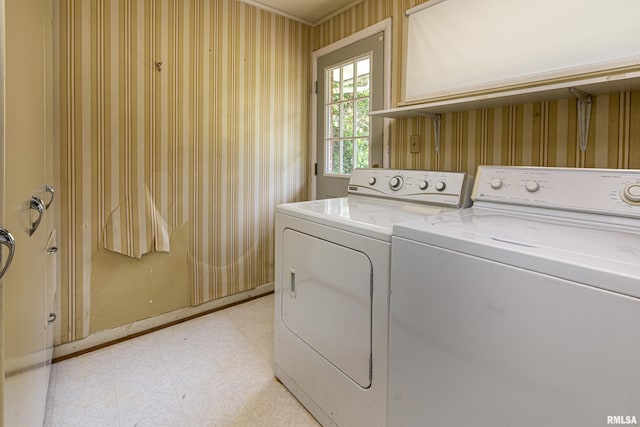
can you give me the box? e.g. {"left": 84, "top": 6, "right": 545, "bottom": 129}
{"left": 316, "top": 32, "right": 384, "bottom": 199}
{"left": 2, "top": 0, "right": 52, "bottom": 424}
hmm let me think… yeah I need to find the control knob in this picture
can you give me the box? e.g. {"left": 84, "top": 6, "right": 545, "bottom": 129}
{"left": 389, "top": 176, "right": 404, "bottom": 191}
{"left": 435, "top": 181, "right": 446, "bottom": 192}
{"left": 369, "top": 177, "right": 377, "bottom": 185}
{"left": 525, "top": 181, "right": 540, "bottom": 193}
{"left": 621, "top": 183, "right": 640, "bottom": 204}
{"left": 419, "top": 180, "right": 429, "bottom": 190}
{"left": 490, "top": 178, "right": 503, "bottom": 190}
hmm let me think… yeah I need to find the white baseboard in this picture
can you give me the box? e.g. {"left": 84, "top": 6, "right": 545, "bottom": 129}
{"left": 53, "top": 282, "right": 274, "bottom": 360}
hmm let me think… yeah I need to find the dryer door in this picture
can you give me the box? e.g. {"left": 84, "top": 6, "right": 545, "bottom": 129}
{"left": 281, "top": 229, "right": 372, "bottom": 388}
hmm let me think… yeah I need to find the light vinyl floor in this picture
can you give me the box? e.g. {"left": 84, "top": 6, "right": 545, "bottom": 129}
{"left": 44, "top": 294, "right": 320, "bottom": 426}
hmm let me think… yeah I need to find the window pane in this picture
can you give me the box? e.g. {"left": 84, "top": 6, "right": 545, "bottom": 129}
{"left": 330, "top": 68, "right": 341, "bottom": 103}
{"left": 356, "top": 58, "right": 370, "bottom": 76}
{"left": 356, "top": 58, "right": 370, "bottom": 99}
{"left": 355, "top": 99, "right": 369, "bottom": 137}
{"left": 327, "top": 140, "right": 341, "bottom": 174}
{"left": 328, "top": 104, "right": 340, "bottom": 138}
{"left": 356, "top": 74, "right": 370, "bottom": 98}
{"left": 342, "top": 63, "right": 354, "bottom": 100}
{"left": 356, "top": 138, "right": 369, "bottom": 169}
{"left": 341, "top": 101, "right": 354, "bottom": 138}
{"left": 342, "top": 140, "right": 354, "bottom": 175}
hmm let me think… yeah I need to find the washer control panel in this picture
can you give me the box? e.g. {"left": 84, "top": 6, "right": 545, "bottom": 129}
{"left": 347, "top": 169, "right": 473, "bottom": 208}
{"left": 473, "top": 166, "right": 640, "bottom": 218}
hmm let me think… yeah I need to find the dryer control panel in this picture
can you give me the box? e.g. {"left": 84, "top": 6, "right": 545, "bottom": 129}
{"left": 473, "top": 166, "right": 640, "bottom": 218}
{"left": 347, "top": 169, "right": 473, "bottom": 208}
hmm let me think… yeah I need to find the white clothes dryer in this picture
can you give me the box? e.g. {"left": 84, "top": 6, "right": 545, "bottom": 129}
{"left": 274, "top": 168, "right": 473, "bottom": 427}
{"left": 390, "top": 166, "right": 640, "bottom": 427}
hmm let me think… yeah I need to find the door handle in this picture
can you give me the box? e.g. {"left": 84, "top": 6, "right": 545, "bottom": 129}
{"left": 43, "top": 184, "right": 55, "bottom": 210}
{"left": 289, "top": 267, "right": 297, "bottom": 298}
{"left": 29, "top": 195, "right": 45, "bottom": 236}
{"left": 0, "top": 228, "right": 16, "bottom": 280}
{"left": 47, "top": 312, "right": 57, "bottom": 326}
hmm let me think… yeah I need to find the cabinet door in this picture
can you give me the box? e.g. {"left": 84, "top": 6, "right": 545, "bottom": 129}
{"left": 2, "top": 0, "right": 51, "bottom": 424}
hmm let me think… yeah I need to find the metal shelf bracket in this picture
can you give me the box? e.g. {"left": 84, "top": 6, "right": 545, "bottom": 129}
{"left": 569, "top": 88, "right": 592, "bottom": 152}
{"left": 418, "top": 113, "right": 441, "bottom": 153}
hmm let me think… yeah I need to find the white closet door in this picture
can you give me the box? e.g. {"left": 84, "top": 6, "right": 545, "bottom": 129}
{"left": 405, "top": 0, "right": 640, "bottom": 102}
{"left": 2, "top": 0, "right": 54, "bottom": 424}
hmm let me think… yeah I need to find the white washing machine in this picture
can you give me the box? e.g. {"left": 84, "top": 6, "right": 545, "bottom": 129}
{"left": 274, "top": 168, "right": 473, "bottom": 427}
{"left": 390, "top": 166, "right": 640, "bottom": 427}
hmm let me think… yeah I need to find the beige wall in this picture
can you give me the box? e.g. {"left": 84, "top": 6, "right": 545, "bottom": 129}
{"left": 314, "top": 0, "right": 640, "bottom": 172}
{"left": 90, "top": 225, "right": 190, "bottom": 333}
{"left": 58, "top": 0, "right": 311, "bottom": 343}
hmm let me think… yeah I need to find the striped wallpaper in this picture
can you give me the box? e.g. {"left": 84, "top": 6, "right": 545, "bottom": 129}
{"left": 314, "top": 0, "right": 640, "bottom": 172}
{"left": 58, "top": 0, "right": 311, "bottom": 343}
{"left": 392, "top": 93, "right": 640, "bottom": 173}
{"left": 56, "top": 0, "right": 639, "bottom": 344}
{"left": 392, "top": 92, "right": 640, "bottom": 174}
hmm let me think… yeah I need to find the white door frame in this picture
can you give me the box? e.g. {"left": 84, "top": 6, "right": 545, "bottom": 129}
{"left": 310, "top": 18, "right": 392, "bottom": 200}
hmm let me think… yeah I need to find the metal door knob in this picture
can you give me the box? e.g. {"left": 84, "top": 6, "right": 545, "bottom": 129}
{"left": 43, "top": 184, "right": 55, "bottom": 209}
{"left": 0, "top": 228, "right": 15, "bottom": 280}
{"left": 29, "top": 195, "right": 45, "bottom": 236}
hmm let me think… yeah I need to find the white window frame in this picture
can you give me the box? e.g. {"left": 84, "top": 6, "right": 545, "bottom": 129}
{"left": 325, "top": 53, "right": 373, "bottom": 177}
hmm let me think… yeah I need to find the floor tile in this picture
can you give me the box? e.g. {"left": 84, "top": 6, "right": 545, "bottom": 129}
{"left": 44, "top": 294, "right": 320, "bottom": 427}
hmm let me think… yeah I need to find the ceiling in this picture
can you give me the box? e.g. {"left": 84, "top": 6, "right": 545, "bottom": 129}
{"left": 241, "top": 0, "right": 363, "bottom": 25}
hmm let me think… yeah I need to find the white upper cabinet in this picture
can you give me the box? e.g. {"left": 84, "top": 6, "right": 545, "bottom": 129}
{"left": 373, "top": 0, "right": 640, "bottom": 118}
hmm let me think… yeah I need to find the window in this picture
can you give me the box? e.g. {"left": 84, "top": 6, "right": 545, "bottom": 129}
{"left": 325, "top": 55, "right": 371, "bottom": 176}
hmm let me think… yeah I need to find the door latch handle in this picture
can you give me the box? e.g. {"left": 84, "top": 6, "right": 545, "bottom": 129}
{"left": 43, "top": 184, "right": 55, "bottom": 210}
{"left": 0, "top": 228, "right": 16, "bottom": 280}
{"left": 29, "top": 195, "right": 45, "bottom": 236}
{"left": 47, "top": 312, "right": 57, "bottom": 325}
{"left": 289, "top": 267, "right": 297, "bottom": 299}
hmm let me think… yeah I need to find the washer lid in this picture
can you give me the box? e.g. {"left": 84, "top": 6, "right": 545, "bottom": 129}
{"left": 393, "top": 208, "right": 640, "bottom": 298}
{"left": 277, "top": 196, "right": 445, "bottom": 241}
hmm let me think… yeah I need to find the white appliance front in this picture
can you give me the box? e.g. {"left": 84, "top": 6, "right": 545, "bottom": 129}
{"left": 389, "top": 166, "right": 640, "bottom": 427}
{"left": 275, "top": 168, "right": 473, "bottom": 427}
{"left": 275, "top": 214, "right": 390, "bottom": 427}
